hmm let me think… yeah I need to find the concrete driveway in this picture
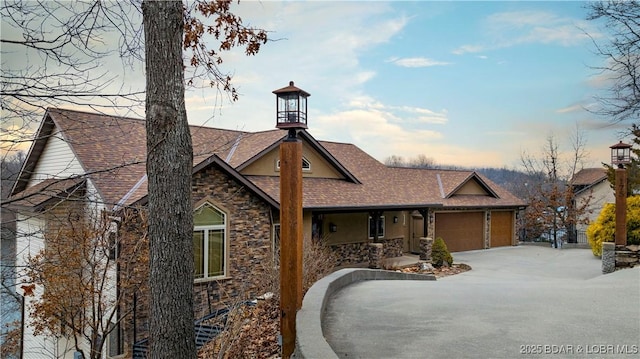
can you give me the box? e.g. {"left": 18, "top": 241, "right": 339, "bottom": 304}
{"left": 323, "top": 246, "right": 640, "bottom": 358}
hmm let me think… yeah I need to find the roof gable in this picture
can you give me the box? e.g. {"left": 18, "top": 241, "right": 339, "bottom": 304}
{"left": 235, "top": 130, "right": 360, "bottom": 183}
{"left": 446, "top": 172, "right": 499, "bottom": 199}
{"left": 131, "top": 154, "right": 279, "bottom": 209}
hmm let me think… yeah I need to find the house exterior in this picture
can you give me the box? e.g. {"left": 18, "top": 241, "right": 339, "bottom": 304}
{"left": 571, "top": 168, "right": 615, "bottom": 238}
{"left": 9, "top": 108, "right": 526, "bottom": 358}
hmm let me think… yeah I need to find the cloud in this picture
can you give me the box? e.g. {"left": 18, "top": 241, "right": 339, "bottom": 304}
{"left": 390, "top": 57, "right": 452, "bottom": 67}
{"left": 556, "top": 104, "right": 585, "bottom": 114}
{"left": 452, "top": 44, "right": 486, "bottom": 55}
{"left": 345, "top": 96, "right": 449, "bottom": 125}
{"left": 453, "top": 10, "right": 599, "bottom": 55}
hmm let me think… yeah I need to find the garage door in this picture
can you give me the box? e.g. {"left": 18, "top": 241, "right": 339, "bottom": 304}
{"left": 490, "top": 211, "right": 513, "bottom": 247}
{"left": 434, "top": 212, "right": 484, "bottom": 252}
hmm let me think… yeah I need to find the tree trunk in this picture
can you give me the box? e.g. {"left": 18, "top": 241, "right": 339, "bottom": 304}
{"left": 142, "top": 1, "right": 196, "bottom": 358}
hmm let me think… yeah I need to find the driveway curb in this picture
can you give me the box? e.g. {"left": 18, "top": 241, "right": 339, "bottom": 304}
{"left": 294, "top": 268, "right": 435, "bottom": 358}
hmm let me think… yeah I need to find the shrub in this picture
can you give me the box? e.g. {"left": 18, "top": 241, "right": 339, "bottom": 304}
{"left": 431, "top": 237, "right": 453, "bottom": 267}
{"left": 587, "top": 195, "right": 640, "bottom": 256}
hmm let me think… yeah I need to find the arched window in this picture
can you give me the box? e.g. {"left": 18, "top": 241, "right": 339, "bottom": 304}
{"left": 193, "top": 202, "right": 226, "bottom": 280}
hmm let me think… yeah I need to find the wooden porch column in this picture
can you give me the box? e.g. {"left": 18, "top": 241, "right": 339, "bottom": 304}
{"left": 279, "top": 132, "right": 303, "bottom": 358}
{"left": 615, "top": 167, "right": 627, "bottom": 246}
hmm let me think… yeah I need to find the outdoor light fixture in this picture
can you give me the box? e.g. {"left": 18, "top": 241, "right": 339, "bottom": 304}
{"left": 610, "top": 141, "right": 632, "bottom": 168}
{"left": 275, "top": 81, "right": 310, "bottom": 359}
{"left": 273, "top": 81, "right": 310, "bottom": 131}
{"left": 610, "top": 141, "right": 632, "bottom": 247}
{"left": 329, "top": 223, "right": 337, "bottom": 232}
{"left": 393, "top": 216, "right": 398, "bottom": 223}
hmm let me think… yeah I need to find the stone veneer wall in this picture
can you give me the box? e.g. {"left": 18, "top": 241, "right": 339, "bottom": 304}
{"left": 329, "top": 237, "right": 404, "bottom": 267}
{"left": 602, "top": 243, "right": 640, "bottom": 274}
{"left": 191, "top": 165, "right": 275, "bottom": 317}
{"left": 125, "top": 164, "right": 276, "bottom": 350}
{"left": 615, "top": 244, "right": 640, "bottom": 268}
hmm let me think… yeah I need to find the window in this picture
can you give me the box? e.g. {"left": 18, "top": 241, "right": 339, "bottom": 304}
{"left": 107, "top": 320, "right": 124, "bottom": 357}
{"left": 193, "top": 202, "right": 226, "bottom": 280}
{"left": 276, "top": 157, "right": 311, "bottom": 172}
{"left": 368, "top": 216, "right": 385, "bottom": 239}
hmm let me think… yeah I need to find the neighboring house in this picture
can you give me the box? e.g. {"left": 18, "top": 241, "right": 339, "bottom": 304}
{"left": 572, "top": 168, "right": 615, "bottom": 236}
{"left": 9, "top": 108, "right": 526, "bottom": 358}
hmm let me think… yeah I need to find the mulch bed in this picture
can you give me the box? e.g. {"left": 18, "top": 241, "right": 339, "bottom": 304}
{"left": 398, "top": 263, "right": 472, "bottom": 278}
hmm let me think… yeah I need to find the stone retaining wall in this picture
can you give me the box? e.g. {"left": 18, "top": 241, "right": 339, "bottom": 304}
{"left": 602, "top": 243, "right": 640, "bottom": 274}
{"left": 329, "top": 237, "right": 404, "bottom": 267}
{"left": 615, "top": 244, "right": 640, "bottom": 268}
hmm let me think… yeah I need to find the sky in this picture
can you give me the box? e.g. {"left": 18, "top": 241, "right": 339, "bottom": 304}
{"left": 184, "top": 0, "right": 627, "bottom": 169}
{"left": 2, "top": 0, "right": 632, "bottom": 170}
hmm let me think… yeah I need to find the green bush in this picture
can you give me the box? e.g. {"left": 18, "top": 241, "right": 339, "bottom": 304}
{"left": 431, "top": 237, "right": 453, "bottom": 267}
{"left": 587, "top": 195, "right": 640, "bottom": 257}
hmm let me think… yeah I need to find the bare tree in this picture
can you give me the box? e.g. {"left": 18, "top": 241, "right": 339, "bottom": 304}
{"left": 520, "top": 130, "right": 593, "bottom": 247}
{"left": 0, "top": 0, "right": 145, "bottom": 159}
{"left": 587, "top": 1, "right": 640, "bottom": 124}
{"left": 24, "top": 209, "right": 148, "bottom": 359}
{"left": 384, "top": 155, "right": 405, "bottom": 167}
{"left": 1, "top": 151, "right": 24, "bottom": 358}
{"left": 383, "top": 154, "right": 436, "bottom": 168}
{"left": 2, "top": 0, "right": 269, "bottom": 357}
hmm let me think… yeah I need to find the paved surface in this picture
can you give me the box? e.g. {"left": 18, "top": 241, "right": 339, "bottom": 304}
{"left": 323, "top": 246, "right": 640, "bottom": 358}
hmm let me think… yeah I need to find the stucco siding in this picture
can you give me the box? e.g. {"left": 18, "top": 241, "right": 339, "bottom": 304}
{"left": 29, "top": 127, "right": 84, "bottom": 186}
{"left": 240, "top": 143, "right": 344, "bottom": 179}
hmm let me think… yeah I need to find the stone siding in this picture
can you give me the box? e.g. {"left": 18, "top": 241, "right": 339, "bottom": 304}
{"left": 330, "top": 237, "right": 404, "bottom": 267}
{"left": 124, "top": 164, "right": 277, "bottom": 352}
{"left": 615, "top": 244, "right": 640, "bottom": 268}
{"left": 191, "top": 165, "right": 276, "bottom": 316}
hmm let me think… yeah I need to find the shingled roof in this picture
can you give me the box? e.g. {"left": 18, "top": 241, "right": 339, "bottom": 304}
{"left": 572, "top": 168, "right": 608, "bottom": 186}
{"left": 13, "top": 108, "right": 526, "bottom": 212}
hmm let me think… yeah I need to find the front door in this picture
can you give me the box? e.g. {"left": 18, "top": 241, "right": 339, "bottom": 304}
{"left": 410, "top": 215, "right": 424, "bottom": 253}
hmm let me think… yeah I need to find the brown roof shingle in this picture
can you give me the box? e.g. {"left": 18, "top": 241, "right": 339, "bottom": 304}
{"left": 572, "top": 168, "right": 607, "bottom": 186}
{"left": 15, "top": 108, "right": 526, "bottom": 211}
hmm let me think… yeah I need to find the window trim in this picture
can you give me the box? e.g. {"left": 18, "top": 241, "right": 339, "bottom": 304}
{"left": 276, "top": 157, "right": 311, "bottom": 172}
{"left": 367, "top": 215, "right": 385, "bottom": 239}
{"left": 193, "top": 201, "right": 228, "bottom": 282}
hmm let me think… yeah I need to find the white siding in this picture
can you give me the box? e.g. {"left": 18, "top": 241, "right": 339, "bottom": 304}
{"left": 16, "top": 214, "right": 98, "bottom": 359}
{"left": 576, "top": 181, "right": 615, "bottom": 232}
{"left": 29, "top": 127, "right": 84, "bottom": 186}
{"left": 16, "top": 214, "right": 55, "bottom": 359}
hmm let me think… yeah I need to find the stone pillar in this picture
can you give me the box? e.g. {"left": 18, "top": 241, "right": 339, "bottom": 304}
{"left": 602, "top": 242, "right": 616, "bottom": 274}
{"left": 368, "top": 243, "right": 384, "bottom": 269}
{"left": 419, "top": 237, "right": 434, "bottom": 263}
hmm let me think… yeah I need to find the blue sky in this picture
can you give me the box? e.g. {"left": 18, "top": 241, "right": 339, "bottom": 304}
{"left": 180, "top": 0, "right": 627, "bottom": 170}
{"left": 2, "top": 1, "right": 629, "bottom": 170}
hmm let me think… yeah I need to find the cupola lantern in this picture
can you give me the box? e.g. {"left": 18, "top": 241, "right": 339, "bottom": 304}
{"left": 610, "top": 141, "right": 632, "bottom": 168}
{"left": 273, "top": 81, "right": 310, "bottom": 130}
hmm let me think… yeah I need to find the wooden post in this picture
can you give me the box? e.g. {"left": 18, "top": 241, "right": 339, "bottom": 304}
{"left": 279, "top": 132, "right": 303, "bottom": 358}
{"left": 615, "top": 167, "right": 627, "bottom": 246}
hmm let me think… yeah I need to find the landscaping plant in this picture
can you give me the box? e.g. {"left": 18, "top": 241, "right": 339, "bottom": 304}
{"left": 587, "top": 195, "right": 640, "bottom": 256}
{"left": 431, "top": 237, "right": 453, "bottom": 267}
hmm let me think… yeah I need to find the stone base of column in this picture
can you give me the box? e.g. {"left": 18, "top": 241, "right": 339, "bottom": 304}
{"left": 419, "top": 237, "right": 433, "bottom": 263}
{"left": 602, "top": 242, "right": 616, "bottom": 274}
{"left": 368, "top": 243, "right": 384, "bottom": 269}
